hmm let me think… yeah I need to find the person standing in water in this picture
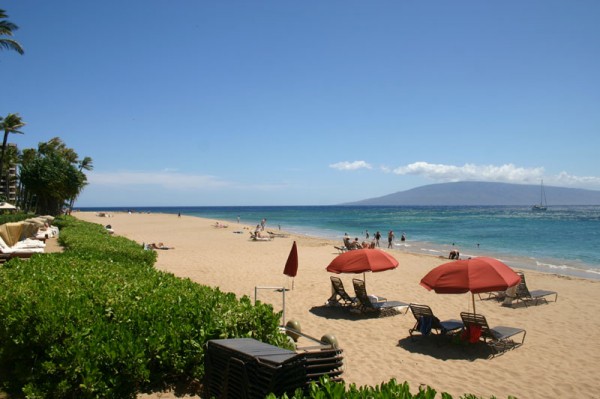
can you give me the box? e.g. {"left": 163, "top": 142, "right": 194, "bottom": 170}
{"left": 387, "top": 230, "right": 394, "bottom": 248}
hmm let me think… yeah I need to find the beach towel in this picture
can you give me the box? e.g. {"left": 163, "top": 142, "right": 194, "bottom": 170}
{"left": 419, "top": 316, "right": 433, "bottom": 336}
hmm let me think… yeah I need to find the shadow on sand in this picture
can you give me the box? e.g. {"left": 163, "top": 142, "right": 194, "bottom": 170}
{"left": 397, "top": 335, "right": 498, "bottom": 361}
{"left": 478, "top": 295, "right": 541, "bottom": 309}
{"left": 309, "top": 304, "right": 397, "bottom": 320}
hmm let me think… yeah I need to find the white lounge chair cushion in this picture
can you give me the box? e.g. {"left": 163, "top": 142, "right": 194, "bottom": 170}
{"left": 0, "top": 236, "right": 12, "bottom": 253}
{"left": 0, "top": 236, "right": 45, "bottom": 254}
{"left": 13, "top": 238, "right": 46, "bottom": 249}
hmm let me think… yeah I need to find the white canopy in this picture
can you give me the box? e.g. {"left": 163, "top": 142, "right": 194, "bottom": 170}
{"left": 0, "top": 202, "right": 16, "bottom": 210}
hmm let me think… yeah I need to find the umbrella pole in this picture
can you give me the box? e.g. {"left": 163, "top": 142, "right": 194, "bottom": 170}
{"left": 286, "top": 276, "right": 294, "bottom": 291}
{"left": 472, "top": 293, "right": 476, "bottom": 314}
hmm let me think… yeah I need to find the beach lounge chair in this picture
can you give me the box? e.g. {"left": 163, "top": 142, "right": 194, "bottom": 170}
{"left": 327, "top": 276, "right": 357, "bottom": 307}
{"left": 268, "top": 231, "right": 289, "bottom": 238}
{"left": 512, "top": 272, "right": 558, "bottom": 307}
{"left": 460, "top": 312, "right": 526, "bottom": 354}
{"left": 250, "top": 232, "right": 272, "bottom": 241}
{"left": 408, "top": 303, "right": 463, "bottom": 340}
{"left": 334, "top": 246, "right": 347, "bottom": 254}
{"left": 0, "top": 236, "right": 44, "bottom": 263}
{"left": 352, "top": 278, "right": 409, "bottom": 316}
{"left": 477, "top": 291, "right": 507, "bottom": 301}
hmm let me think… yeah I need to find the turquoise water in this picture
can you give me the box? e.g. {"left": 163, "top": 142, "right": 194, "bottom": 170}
{"left": 81, "top": 206, "right": 600, "bottom": 280}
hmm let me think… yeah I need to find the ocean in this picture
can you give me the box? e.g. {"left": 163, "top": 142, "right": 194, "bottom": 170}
{"left": 80, "top": 205, "right": 600, "bottom": 280}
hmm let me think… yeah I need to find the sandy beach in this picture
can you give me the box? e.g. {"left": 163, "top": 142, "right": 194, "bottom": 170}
{"left": 74, "top": 211, "right": 600, "bottom": 398}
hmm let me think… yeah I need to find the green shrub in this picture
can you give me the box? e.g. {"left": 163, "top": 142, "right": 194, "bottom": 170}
{"left": 266, "top": 377, "right": 514, "bottom": 399}
{"left": 0, "top": 212, "right": 36, "bottom": 225}
{"left": 55, "top": 217, "right": 157, "bottom": 266}
{"left": 0, "top": 216, "right": 290, "bottom": 398}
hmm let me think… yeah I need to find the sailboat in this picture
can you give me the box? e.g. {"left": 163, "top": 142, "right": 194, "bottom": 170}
{"left": 532, "top": 180, "right": 548, "bottom": 211}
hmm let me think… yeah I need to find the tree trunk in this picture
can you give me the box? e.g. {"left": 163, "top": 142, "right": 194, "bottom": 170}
{"left": 0, "top": 131, "right": 9, "bottom": 199}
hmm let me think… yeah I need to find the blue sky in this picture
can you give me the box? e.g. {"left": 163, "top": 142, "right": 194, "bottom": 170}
{"left": 3, "top": 1, "right": 599, "bottom": 206}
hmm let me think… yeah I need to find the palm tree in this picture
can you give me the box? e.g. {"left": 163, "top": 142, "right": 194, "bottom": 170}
{"left": 68, "top": 156, "right": 93, "bottom": 210}
{"left": 77, "top": 156, "right": 94, "bottom": 174}
{"left": 0, "top": 113, "right": 25, "bottom": 171}
{"left": 0, "top": 113, "right": 25, "bottom": 199}
{"left": 19, "top": 138, "right": 91, "bottom": 215}
{"left": 0, "top": 9, "right": 24, "bottom": 55}
{"left": 0, "top": 114, "right": 25, "bottom": 202}
{"left": 16, "top": 148, "right": 36, "bottom": 211}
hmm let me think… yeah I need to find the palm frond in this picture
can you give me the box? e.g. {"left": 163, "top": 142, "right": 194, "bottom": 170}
{"left": 0, "top": 20, "right": 19, "bottom": 35}
{"left": 0, "top": 39, "right": 24, "bottom": 54}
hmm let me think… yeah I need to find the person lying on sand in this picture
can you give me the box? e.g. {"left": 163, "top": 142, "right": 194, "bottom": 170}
{"left": 146, "top": 242, "right": 175, "bottom": 250}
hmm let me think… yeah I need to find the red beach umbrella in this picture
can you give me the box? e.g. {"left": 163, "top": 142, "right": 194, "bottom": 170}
{"left": 283, "top": 241, "right": 298, "bottom": 289}
{"left": 326, "top": 249, "right": 399, "bottom": 288}
{"left": 420, "top": 256, "right": 521, "bottom": 313}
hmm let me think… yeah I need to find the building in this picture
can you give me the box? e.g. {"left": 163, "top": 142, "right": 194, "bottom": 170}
{"left": 0, "top": 143, "right": 18, "bottom": 203}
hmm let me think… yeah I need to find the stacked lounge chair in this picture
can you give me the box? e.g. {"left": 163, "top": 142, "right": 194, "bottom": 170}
{"left": 204, "top": 338, "right": 343, "bottom": 399}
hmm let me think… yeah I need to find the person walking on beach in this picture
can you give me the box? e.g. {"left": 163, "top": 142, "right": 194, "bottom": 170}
{"left": 374, "top": 231, "right": 381, "bottom": 247}
{"left": 388, "top": 230, "right": 394, "bottom": 248}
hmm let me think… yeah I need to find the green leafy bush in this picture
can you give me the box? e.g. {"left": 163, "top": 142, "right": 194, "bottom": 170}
{"left": 266, "top": 377, "right": 514, "bottom": 399}
{"left": 0, "top": 212, "right": 36, "bottom": 225}
{"left": 0, "top": 216, "right": 290, "bottom": 398}
{"left": 55, "top": 217, "right": 157, "bottom": 266}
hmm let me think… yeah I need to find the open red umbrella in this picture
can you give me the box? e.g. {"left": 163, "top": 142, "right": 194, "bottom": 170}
{"left": 283, "top": 241, "right": 298, "bottom": 289}
{"left": 420, "top": 256, "right": 521, "bottom": 313}
{"left": 326, "top": 249, "right": 399, "bottom": 288}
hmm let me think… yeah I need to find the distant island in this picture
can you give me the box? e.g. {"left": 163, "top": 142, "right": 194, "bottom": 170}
{"left": 344, "top": 181, "right": 600, "bottom": 206}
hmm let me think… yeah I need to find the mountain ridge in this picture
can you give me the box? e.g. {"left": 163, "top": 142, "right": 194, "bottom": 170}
{"left": 344, "top": 181, "right": 600, "bottom": 206}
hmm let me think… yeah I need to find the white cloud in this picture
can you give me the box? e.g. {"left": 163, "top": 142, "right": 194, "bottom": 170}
{"left": 553, "top": 171, "right": 600, "bottom": 187}
{"left": 88, "top": 171, "right": 230, "bottom": 190}
{"left": 392, "top": 162, "right": 543, "bottom": 183}
{"left": 87, "top": 170, "right": 294, "bottom": 193}
{"left": 389, "top": 162, "right": 600, "bottom": 189}
{"left": 329, "top": 161, "right": 372, "bottom": 171}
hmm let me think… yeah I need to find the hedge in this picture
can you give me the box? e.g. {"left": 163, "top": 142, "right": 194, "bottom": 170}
{"left": 0, "top": 216, "right": 289, "bottom": 398}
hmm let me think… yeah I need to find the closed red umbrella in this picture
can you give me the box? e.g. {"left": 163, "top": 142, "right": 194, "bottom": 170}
{"left": 420, "top": 257, "right": 521, "bottom": 313}
{"left": 283, "top": 241, "right": 298, "bottom": 289}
